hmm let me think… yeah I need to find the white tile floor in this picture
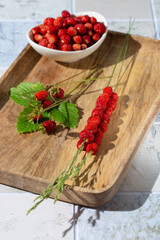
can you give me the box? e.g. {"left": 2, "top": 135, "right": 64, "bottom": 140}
{"left": 0, "top": 0, "right": 160, "bottom": 239}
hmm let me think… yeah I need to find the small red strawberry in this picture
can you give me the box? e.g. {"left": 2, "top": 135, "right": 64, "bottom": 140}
{"left": 39, "top": 24, "right": 48, "bottom": 35}
{"left": 84, "top": 23, "right": 93, "bottom": 30}
{"left": 32, "top": 26, "right": 40, "bottom": 35}
{"left": 91, "top": 107, "right": 104, "bottom": 118}
{"left": 33, "top": 113, "right": 43, "bottom": 122}
{"left": 67, "top": 26, "right": 77, "bottom": 36}
{"left": 87, "top": 30, "right": 93, "bottom": 37}
{"left": 61, "top": 10, "right": 71, "bottom": 18}
{"left": 90, "top": 17, "right": 97, "bottom": 24}
{"left": 53, "top": 88, "right": 64, "bottom": 98}
{"left": 77, "top": 139, "right": 87, "bottom": 150}
{"left": 102, "top": 113, "right": 110, "bottom": 123}
{"left": 79, "top": 129, "right": 94, "bottom": 143}
{"left": 81, "top": 43, "right": 87, "bottom": 50}
{"left": 83, "top": 35, "right": 91, "bottom": 45}
{"left": 92, "top": 33, "right": 100, "bottom": 42}
{"left": 73, "top": 35, "right": 82, "bottom": 44}
{"left": 54, "top": 17, "right": 64, "bottom": 29}
{"left": 87, "top": 115, "right": 101, "bottom": 126}
{"left": 74, "top": 16, "right": 83, "bottom": 23}
{"left": 44, "top": 17, "right": 55, "bottom": 26}
{"left": 103, "top": 86, "right": 113, "bottom": 96}
{"left": 94, "top": 130, "right": 103, "bottom": 146}
{"left": 105, "top": 108, "right": 112, "bottom": 117}
{"left": 67, "top": 17, "right": 76, "bottom": 26}
{"left": 86, "top": 142, "right": 98, "bottom": 155}
{"left": 111, "top": 92, "right": 118, "bottom": 103}
{"left": 94, "top": 23, "right": 106, "bottom": 34}
{"left": 75, "top": 24, "right": 86, "bottom": 35}
{"left": 82, "top": 15, "right": 90, "bottom": 23}
{"left": 38, "top": 38, "right": 49, "bottom": 47}
{"left": 47, "top": 34, "right": 58, "bottom": 44}
{"left": 61, "top": 43, "right": 72, "bottom": 51}
{"left": 47, "top": 43, "right": 57, "bottom": 49}
{"left": 36, "top": 91, "right": 48, "bottom": 101}
{"left": 42, "top": 100, "right": 52, "bottom": 109}
{"left": 43, "top": 120, "right": 56, "bottom": 133}
{"left": 60, "top": 34, "right": 71, "bottom": 44}
{"left": 34, "top": 34, "right": 43, "bottom": 42}
{"left": 99, "top": 121, "right": 108, "bottom": 133}
{"left": 84, "top": 122, "right": 98, "bottom": 133}
{"left": 46, "top": 25, "right": 57, "bottom": 34}
{"left": 72, "top": 43, "right": 81, "bottom": 51}
{"left": 58, "top": 29, "right": 67, "bottom": 38}
{"left": 96, "top": 98, "right": 107, "bottom": 111}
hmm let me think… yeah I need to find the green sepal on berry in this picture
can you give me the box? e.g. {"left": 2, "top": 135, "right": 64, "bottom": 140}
{"left": 10, "top": 82, "right": 45, "bottom": 106}
{"left": 50, "top": 102, "right": 79, "bottom": 128}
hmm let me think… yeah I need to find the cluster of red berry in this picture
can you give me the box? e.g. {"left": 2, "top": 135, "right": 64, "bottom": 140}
{"left": 32, "top": 10, "right": 106, "bottom": 51}
{"left": 77, "top": 87, "right": 118, "bottom": 155}
{"left": 33, "top": 88, "right": 64, "bottom": 133}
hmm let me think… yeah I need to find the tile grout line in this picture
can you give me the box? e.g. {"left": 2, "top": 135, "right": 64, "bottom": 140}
{"left": 73, "top": 204, "right": 77, "bottom": 240}
{"left": 71, "top": 0, "right": 75, "bottom": 14}
{"left": 150, "top": 0, "right": 159, "bottom": 38}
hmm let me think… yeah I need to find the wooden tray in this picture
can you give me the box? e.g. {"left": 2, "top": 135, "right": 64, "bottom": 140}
{"left": 0, "top": 31, "right": 160, "bottom": 207}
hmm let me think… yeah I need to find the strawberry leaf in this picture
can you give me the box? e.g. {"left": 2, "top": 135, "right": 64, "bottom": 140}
{"left": 51, "top": 102, "right": 79, "bottom": 128}
{"left": 10, "top": 82, "right": 45, "bottom": 106}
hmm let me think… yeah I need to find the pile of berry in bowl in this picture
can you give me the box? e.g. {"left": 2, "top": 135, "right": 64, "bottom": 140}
{"left": 26, "top": 10, "right": 107, "bottom": 62}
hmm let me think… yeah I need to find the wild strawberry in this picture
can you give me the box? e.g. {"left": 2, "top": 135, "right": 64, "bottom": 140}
{"left": 63, "top": 19, "right": 68, "bottom": 28}
{"left": 39, "top": 38, "right": 49, "bottom": 47}
{"left": 81, "top": 43, "right": 87, "bottom": 50}
{"left": 79, "top": 129, "right": 94, "bottom": 143}
{"left": 58, "top": 29, "right": 67, "bottom": 38}
{"left": 96, "top": 98, "right": 107, "bottom": 111}
{"left": 94, "top": 130, "right": 103, "bottom": 146}
{"left": 36, "top": 91, "right": 48, "bottom": 101}
{"left": 42, "top": 100, "right": 52, "bottom": 109}
{"left": 74, "top": 16, "right": 83, "bottom": 23}
{"left": 77, "top": 139, "right": 87, "bottom": 150}
{"left": 103, "top": 86, "right": 113, "bottom": 96}
{"left": 67, "top": 26, "right": 77, "bottom": 36}
{"left": 61, "top": 10, "right": 71, "bottom": 18}
{"left": 67, "top": 17, "right": 76, "bottom": 26}
{"left": 111, "top": 92, "right": 118, "bottom": 103}
{"left": 108, "top": 101, "right": 116, "bottom": 111}
{"left": 54, "top": 17, "right": 64, "bottom": 29}
{"left": 87, "top": 30, "right": 93, "bottom": 37}
{"left": 99, "top": 121, "right": 108, "bottom": 133}
{"left": 90, "top": 17, "right": 97, "bottom": 24}
{"left": 82, "top": 15, "right": 90, "bottom": 23}
{"left": 84, "top": 122, "right": 98, "bottom": 133}
{"left": 43, "top": 120, "right": 56, "bottom": 133}
{"left": 60, "top": 34, "right": 71, "bottom": 44}
{"left": 92, "top": 33, "right": 100, "bottom": 42}
{"left": 84, "top": 23, "right": 93, "bottom": 30}
{"left": 91, "top": 107, "right": 104, "bottom": 118}
{"left": 83, "top": 35, "right": 91, "bottom": 45}
{"left": 105, "top": 108, "right": 112, "bottom": 117}
{"left": 32, "top": 26, "right": 40, "bottom": 35}
{"left": 40, "top": 24, "right": 48, "bottom": 35}
{"left": 94, "top": 23, "right": 106, "bottom": 34}
{"left": 47, "top": 34, "right": 58, "bottom": 44}
{"left": 72, "top": 43, "right": 81, "bottom": 51}
{"left": 47, "top": 43, "right": 57, "bottom": 49}
{"left": 86, "top": 142, "right": 98, "bottom": 155}
{"left": 75, "top": 24, "right": 86, "bottom": 35}
{"left": 61, "top": 43, "right": 72, "bottom": 51}
{"left": 53, "top": 88, "right": 64, "bottom": 98}
{"left": 33, "top": 113, "right": 43, "bottom": 122}
{"left": 44, "top": 17, "right": 55, "bottom": 26}
{"left": 34, "top": 34, "right": 43, "bottom": 42}
{"left": 87, "top": 115, "right": 101, "bottom": 126}
{"left": 102, "top": 113, "right": 110, "bottom": 123}
{"left": 73, "top": 35, "right": 82, "bottom": 44}
{"left": 46, "top": 25, "right": 57, "bottom": 34}
{"left": 99, "top": 93, "right": 110, "bottom": 103}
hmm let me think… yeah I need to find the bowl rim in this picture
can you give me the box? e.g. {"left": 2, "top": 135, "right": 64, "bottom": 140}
{"left": 26, "top": 11, "right": 108, "bottom": 54}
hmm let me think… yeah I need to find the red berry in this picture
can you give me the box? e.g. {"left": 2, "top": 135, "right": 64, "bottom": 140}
{"left": 99, "top": 93, "right": 110, "bottom": 103}
{"left": 86, "top": 142, "right": 98, "bottom": 155}
{"left": 105, "top": 108, "right": 112, "bottom": 117}
{"left": 32, "top": 26, "right": 40, "bottom": 35}
{"left": 91, "top": 17, "right": 97, "bottom": 24}
{"left": 79, "top": 129, "right": 94, "bottom": 143}
{"left": 54, "top": 17, "right": 64, "bottom": 29}
{"left": 84, "top": 23, "right": 93, "bottom": 30}
{"left": 91, "top": 107, "right": 104, "bottom": 118}
{"left": 75, "top": 24, "right": 86, "bottom": 35}
{"left": 40, "top": 24, "right": 48, "bottom": 35}
{"left": 43, "top": 120, "right": 56, "bottom": 133}
{"left": 74, "top": 16, "right": 83, "bottom": 23}
{"left": 58, "top": 29, "right": 67, "bottom": 38}
{"left": 84, "top": 122, "right": 98, "bottom": 133}
{"left": 33, "top": 113, "right": 42, "bottom": 122}
{"left": 60, "top": 34, "right": 71, "bottom": 44}
{"left": 96, "top": 98, "right": 107, "bottom": 111}
{"left": 81, "top": 43, "right": 87, "bottom": 50}
{"left": 42, "top": 100, "right": 52, "bottom": 109}
{"left": 94, "top": 23, "right": 106, "bottom": 34}
{"left": 87, "top": 30, "right": 93, "bottom": 37}
{"left": 44, "top": 17, "right": 55, "bottom": 26}
{"left": 34, "top": 34, "right": 43, "bottom": 42}
{"left": 94, "top": 130, "right": 103, "bottom": 146}
{"left": 63, "top": 19, "right": 68, "bottom": 28}
{"left": 67, "top": 17, "right": 76, "bottom": 26}
{"left": 82, "top": 15, "right": 90, "bottom": 23}
{"left": 87, "top": 115, "right": 101, "bottom": 126}
{"left": 102, "top": 113, "right": 110, "bottom": 123}
{"left": 77, "top": 139, "right": 87, "bottom": 150}
{"left": 72, "top": 43, "right": 81, "bottom": 51}
{"left": 108, "top": 100, "right": 116, "bottom": 111}
{"left": 46, "top": 25, "right": 57, "bottom": 34}
{"left": 61, "top": 10, "right": 71, "bottom": 18}
{"left": 39, "top": 38, "right": 49, "bottom": 47}
{"left": 111, "top": 92, "right": 118, "bottom": 103}
{"left": 36, "top": 91, "right": 48, "bottom": 101}
{"left": 99, "top": 121, "right": 108, "bottom": 133}
{"left": 53, "top": 88, "right": 64, "bottom": 98}
{"left": 73, "top": 35, "right": 82, "bottom": 44}
{"left": 83, "top": 35, "right": 91, "bottom": 45}
{"left": 47, "top": 34, "right": 58, "bottom": 44}
{"left": 61, "top": 43, "right": 72, "bottom": 51}
{"left": 47, "top": 43, "right": 57, "bottom": 49}
{"left": 92, "top": 33, "right": 100, "bottom": 42}
{"left": 103, "top": 86, "right": 113, "bottom": 96}
{"left": 67, "top": 26, "right": 77, "bottom": 36}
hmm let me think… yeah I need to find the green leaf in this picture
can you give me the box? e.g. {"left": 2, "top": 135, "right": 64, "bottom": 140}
{"left": 10, "top": 82, "right": 45, "bottom": 106}
{"left": 51, "top": 102, "right": 79, "bottom": 128}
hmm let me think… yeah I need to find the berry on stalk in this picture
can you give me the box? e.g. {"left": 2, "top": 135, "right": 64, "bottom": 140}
{"left": 86, "top": 142, "right": 98, "bottom": 155}
{"left": 61, "top": 10, "right": 71, "bottom": 18}
{"left": 43, "top": 120, "right": 56, "bottom": 133}
{"left": 36, "top": 91, "right": 48, "bottom": 101}
{"left": 42, "top": 100, "right": 52, "bottom": 109}
{"left": 33, "top": 113, "right": 43, "bottom": 122}
{"left": 79, "top": 129, "right": 94, "bottom": 143}
{"left": 94, "top": 23, "right": 106, "bottom": 34}
{"left": 53, "top": 88, "right": 64, "bottom": 98}
{"left": 44, "top": 17, "right": 55, "bottom": 26}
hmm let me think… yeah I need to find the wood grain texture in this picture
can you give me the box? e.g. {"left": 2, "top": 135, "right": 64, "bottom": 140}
{"left": 0, "top": 31, "right": 160, "bottom": 207}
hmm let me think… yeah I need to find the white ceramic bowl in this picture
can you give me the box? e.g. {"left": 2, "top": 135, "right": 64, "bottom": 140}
{"left": 26, "top": 11, "right": 108, "bottom": 63}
